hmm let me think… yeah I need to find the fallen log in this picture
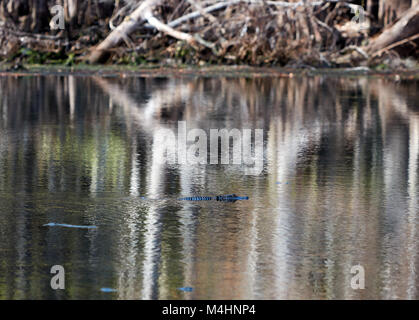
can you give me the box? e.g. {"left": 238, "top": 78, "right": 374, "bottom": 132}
{"left": 371, "top": 33, "right": 419, "bottom": 57}
{"left": 87, "top": 0, "right": 157, "bottom": 63}
{"left": 88, "top": 0, "right": 218, "bottom": 63}
{"left": 368, "top": 4, "right": 419, "bottom": 54}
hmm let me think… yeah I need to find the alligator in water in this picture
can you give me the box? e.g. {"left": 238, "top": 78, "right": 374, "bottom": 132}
{"left": 178, "top": 194, "right": 249, "bottom": 202}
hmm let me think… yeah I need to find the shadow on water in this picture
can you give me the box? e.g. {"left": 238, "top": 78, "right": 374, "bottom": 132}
{"left": 0, "top": 75, "right": 418, "bottom": 299}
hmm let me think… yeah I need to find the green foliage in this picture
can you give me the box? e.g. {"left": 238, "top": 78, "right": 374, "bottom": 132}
{"left": 374, "top": 63, "right": 389, "bottom": 70}
{"left": 18, "top": 48, "right": 71, "bottom": 65}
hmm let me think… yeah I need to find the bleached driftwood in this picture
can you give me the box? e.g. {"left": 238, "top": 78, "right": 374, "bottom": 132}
{"left": 87, "top": 0, "right": 157, "bottom": 63}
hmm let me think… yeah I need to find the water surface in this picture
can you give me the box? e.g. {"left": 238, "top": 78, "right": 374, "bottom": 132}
{"left": 0, "top": 74, "right": 418, "bottom": 299}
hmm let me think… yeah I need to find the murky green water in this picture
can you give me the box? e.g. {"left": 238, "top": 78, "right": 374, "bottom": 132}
{"left": 0, "top": 74, "right": 418, "bottom": 299}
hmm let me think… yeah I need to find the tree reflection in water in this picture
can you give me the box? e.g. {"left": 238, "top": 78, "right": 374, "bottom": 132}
{"left": 0, "top": 75, "right": 418, "bottom": 299}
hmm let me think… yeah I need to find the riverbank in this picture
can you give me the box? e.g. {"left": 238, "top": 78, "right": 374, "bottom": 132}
{"left": 1, "top": 64, "right": 419, "bottom": 79}
{"left": 1, "top": 1, "right": 418, "bottom": 71}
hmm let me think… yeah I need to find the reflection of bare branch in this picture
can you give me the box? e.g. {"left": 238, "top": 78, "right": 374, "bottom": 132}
{"left": 93, "top": 76, "right": 194, "bottom": 130}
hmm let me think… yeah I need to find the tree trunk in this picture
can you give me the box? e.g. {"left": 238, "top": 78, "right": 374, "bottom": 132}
{"left": 30, "top": 0, "right": 49, "bottom": 32}
{"left": 65, "top": 0, "right": 78, "bottom": 25}
{"left": 378, "top": 0, "right": 412, "bottom": 26}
